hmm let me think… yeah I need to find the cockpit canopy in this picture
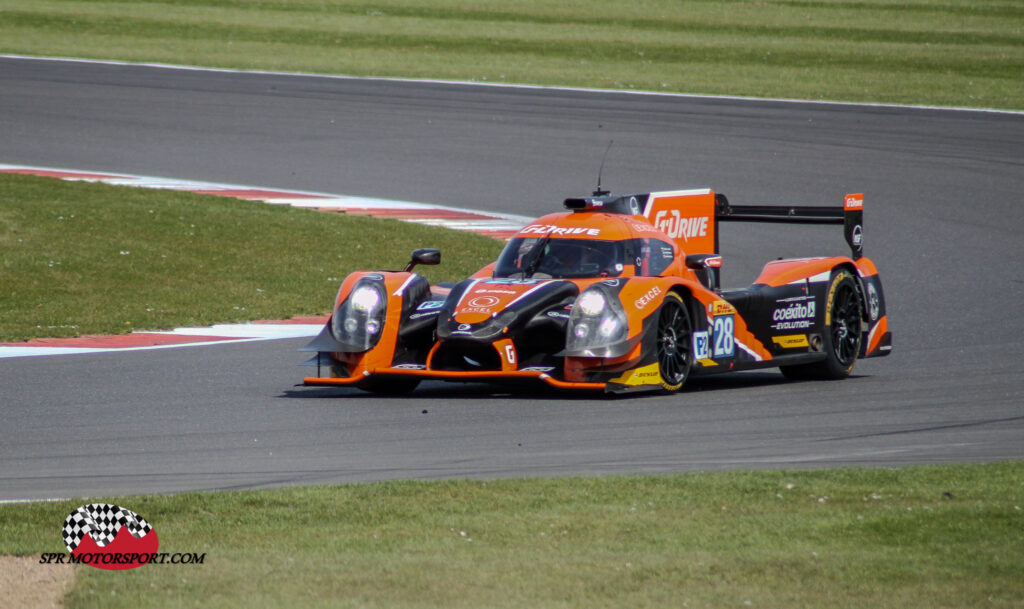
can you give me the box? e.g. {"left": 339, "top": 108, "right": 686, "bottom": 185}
{"left": 493, "top": 236, "right": 677, "bottom": 280}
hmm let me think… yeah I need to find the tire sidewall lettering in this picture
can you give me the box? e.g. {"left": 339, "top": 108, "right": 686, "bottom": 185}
{"left": 824, "top": 271, "right": 846, "bottom": 327}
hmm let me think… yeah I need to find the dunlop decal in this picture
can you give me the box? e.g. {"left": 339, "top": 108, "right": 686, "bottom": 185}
{"left": 772, "top": 335, "right": 810, "bottom": 348}
{"left": 609, "top": 363, "right": 663, "bottom": 386}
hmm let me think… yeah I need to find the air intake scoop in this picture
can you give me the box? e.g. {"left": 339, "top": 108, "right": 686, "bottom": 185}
{"left": 563, "top": 195, "right": 645, "bottom": 216}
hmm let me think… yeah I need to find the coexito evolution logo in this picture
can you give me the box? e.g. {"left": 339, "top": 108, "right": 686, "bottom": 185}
{"left": 38, "top": 503, "right": 205, "bottom": 570}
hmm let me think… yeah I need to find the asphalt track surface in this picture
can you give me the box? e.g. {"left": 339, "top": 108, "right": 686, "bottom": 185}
{"left": 2, "top": 57, "right": 1022, "bottom": 500}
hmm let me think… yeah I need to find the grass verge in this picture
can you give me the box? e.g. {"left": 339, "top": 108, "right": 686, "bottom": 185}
{"left": 1, "top": 463, "right": 1022, "bottom": 608}
{"left": 0, "top": 173, "right": 503, "bottom": 341}
{"left": 0, "top": 0, "right": 1022, "bottom": 109}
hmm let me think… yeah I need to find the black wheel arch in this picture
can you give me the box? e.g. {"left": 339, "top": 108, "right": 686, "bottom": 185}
{"left": 833, "top": 262, "right": 869, "bottom": 323}
{"left": 667, "top": 285, "right": 703, "bottom": 330}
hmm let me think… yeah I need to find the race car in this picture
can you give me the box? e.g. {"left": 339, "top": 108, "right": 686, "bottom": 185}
{"left": 301, "top": 189, "right": 891, "bottom": 394}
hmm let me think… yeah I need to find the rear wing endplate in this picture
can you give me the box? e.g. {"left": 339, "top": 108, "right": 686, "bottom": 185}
{"left": 715, "top": 193, "right": 864, "bottom": 260}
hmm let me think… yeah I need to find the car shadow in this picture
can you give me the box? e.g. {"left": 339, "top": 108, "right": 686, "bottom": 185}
{"left": 277, "top": 369, "right": 833, "bottom": 401}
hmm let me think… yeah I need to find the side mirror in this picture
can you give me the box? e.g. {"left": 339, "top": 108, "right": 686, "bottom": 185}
{"left": 404, "top": 248, "right": 441, "bottom": 272}
{"left": 685, "top": 254, "right": 722, "bottom": 291}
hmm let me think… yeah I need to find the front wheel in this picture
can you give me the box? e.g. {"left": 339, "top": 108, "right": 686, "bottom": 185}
{"left": 780, "top": 270, "right": 863, "bottom": 380}
{"left": 656, "top": 292, "right": 693, "bottom": 392}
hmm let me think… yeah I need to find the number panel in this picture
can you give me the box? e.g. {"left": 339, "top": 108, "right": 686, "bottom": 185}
{"left": 712, "top": 315, "right": 735, "bottom": 358}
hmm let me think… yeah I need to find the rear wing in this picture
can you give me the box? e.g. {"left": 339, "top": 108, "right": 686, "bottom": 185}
{"left": 641, "top": 190, "right": 865, "bottom": 260}
{"left": 715, "top": 192, "right": 864, "bottom": 260}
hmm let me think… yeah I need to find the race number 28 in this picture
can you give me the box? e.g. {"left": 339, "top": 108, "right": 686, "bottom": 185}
{"left": 712, "top": 315, "right": 735, "bottom": 357}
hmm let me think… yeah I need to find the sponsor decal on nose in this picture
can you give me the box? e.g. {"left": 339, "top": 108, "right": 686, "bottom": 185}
{"left": 468, "top": 296, "right": 500, "bottom": 308}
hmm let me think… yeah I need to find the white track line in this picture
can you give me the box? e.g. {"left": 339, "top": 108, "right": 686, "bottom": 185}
{"left": 0, "top": 164, "right": 532, "bottom": 358}
{"left": 0, "top": 324, "right": 325, "bottom": 358}
{"left": 3, "top": 53, "right": 1021, "bottom": 116}
{"left": 0, "top": 163, "right": 535, "bottom": 224}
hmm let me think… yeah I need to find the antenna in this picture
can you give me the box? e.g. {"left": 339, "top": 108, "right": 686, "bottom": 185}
{"left": 593, "top": 140, "right": 614, "bottom": 196}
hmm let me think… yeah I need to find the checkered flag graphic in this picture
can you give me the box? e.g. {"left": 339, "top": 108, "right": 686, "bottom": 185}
{"left": 62, "top": 503, "right": 153, "bottom": 553}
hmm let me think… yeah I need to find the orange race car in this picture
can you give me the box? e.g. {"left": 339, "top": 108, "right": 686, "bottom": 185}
{"left": 301, "top": 189, "right": 891, "bottom": 394}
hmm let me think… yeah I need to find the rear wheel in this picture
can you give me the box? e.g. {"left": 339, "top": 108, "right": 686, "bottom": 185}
{"left": 780, "top": 270, "right": 862, "bottom": 380}
{"left": 656, "top": 292, "right": 693, "bottom": 392}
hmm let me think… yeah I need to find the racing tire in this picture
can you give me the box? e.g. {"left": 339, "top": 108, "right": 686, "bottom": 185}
{"left": 780, "top": 270, "right": 863, "bottom": 380}
{"left": 656, "top": 292, "right": 693, "bottom": 392}
{"left": 357, "top": 377, "right": 422, "bottom": 395}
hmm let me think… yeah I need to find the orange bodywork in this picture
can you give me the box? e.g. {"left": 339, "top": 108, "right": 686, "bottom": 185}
{"left": 642, "top": 189, "right": 718, "bottom": 256}
{"left": 302, "top": 189, "right": 890, "bottom": 394}
{"left": 754, "top": 257, "right": 849, "bottom": 287}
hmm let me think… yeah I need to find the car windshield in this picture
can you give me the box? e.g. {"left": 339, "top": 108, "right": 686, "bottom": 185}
{"left": 493, "top": 237, "right": 625, "bottom": 279}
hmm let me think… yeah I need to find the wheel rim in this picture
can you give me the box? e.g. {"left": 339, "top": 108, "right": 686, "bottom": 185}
{"left": 831, "top": 282, "right": 861, "bottom": 366}
{"left": 658, "top": 299, "right": 692, "bottom": 386}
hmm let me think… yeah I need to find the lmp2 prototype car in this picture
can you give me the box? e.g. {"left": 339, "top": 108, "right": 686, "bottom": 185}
{"left": 301, "top": 189, "right": 891, "bottom": 394}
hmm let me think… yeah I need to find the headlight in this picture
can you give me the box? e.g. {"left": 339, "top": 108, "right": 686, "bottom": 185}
{"left": 331, "top": 280, "right": 387, "bottom": 351}
{"left": 566, "top": 285, "right": 629, "bottom": 356}
{"left": 576, "top": 290, "right": 607, "bottom": 316}
{"left": 350, "top": 285, "right": 382, "bottom": 313}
